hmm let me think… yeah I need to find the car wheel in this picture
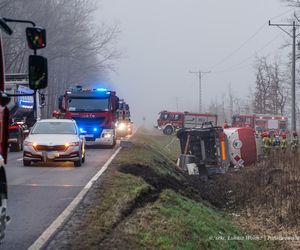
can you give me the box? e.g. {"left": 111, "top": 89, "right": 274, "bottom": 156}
{"left": 82, "top": 152, "right": 85, "bottom": 163}
{"left": 74, "top": 153, "right": 82, "bottom": 167}
{"left": 23, "top": 160, "right": 31, "bottom": 167}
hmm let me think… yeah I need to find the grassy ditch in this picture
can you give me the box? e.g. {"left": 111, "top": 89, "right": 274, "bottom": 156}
{"left": 48, "top": 129, "right": 267, "bottom": 250}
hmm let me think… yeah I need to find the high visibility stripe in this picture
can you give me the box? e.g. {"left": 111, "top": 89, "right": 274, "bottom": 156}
{"left": 221, "top": 140, "right": 226, "bottom": 161}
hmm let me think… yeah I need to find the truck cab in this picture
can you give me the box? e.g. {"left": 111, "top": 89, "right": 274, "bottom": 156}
{"left": 177, "top": 124, "right": 230, "bottom": 177}
{"left": 59, "top": 87, "right": 118, "bottom": 147}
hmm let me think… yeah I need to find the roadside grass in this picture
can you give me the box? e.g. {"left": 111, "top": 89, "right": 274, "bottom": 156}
{"left": 49, "top": 128, "right": 267, "bottom": 249}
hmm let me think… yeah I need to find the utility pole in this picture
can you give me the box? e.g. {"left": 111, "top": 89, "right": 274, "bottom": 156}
{"left": 189, "top": 70, "right": 211, "bottom": 112}
{"left": 269, "top": 19, "right": 300, "bottom": 132}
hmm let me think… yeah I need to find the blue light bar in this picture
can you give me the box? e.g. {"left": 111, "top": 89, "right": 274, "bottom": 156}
{"left": 93, "top": 128, "right": 98, "bottom": 132}
{"left": 96, "top": 88, "right": 107, "bottom": 92}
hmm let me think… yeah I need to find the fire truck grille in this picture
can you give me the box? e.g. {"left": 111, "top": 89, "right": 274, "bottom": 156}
{"left": 35, "top": 145, "right": 66, "bottom": 151}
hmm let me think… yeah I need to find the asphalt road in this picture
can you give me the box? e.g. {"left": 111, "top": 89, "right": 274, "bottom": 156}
{"left": 1, "top": 144, "right": 119, "bottom": 250}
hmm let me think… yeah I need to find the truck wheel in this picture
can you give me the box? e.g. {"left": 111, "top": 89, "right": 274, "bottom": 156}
{"left": 0, "top": 166, "right": 7, "bottom": 242}
{"left": 23, "top": 160, "right": 31, "bottom": 166}
{"left": 163, "top": 126, "right": 173, "bottom": 135}
{"left": 0, "top": 195, "right": 7, "bottom": 242}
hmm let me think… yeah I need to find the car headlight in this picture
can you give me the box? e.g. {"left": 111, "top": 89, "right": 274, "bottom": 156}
{"left": 103, "top": 134, "right": 112, "bottom": 138}
{"left": 24, "top": 141, "right": 37, "bottom": 147}
{"left": 65, "top": 142, "right": 79, "bottom": 147}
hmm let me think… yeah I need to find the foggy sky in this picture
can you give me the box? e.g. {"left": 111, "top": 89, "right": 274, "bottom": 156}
{"left": 97, "top": 0, "right": 293, "bottom": 127}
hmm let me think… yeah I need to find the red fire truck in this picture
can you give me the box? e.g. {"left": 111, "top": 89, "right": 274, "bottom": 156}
{"left": 157, "top": 110, "right": 218, "bottom": 135}
{"left": 231, "top": 114, "right": 288, "bottom": 135}
{"left": 58, "top": 86, "right": 119, "bottom": 147}
{"left": 0, "top": 17, "right": 48, "bottom": 241}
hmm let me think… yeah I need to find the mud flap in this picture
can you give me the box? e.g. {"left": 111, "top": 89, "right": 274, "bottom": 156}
{"left": 0, "top": 166, "right": 7, "bottom": 242}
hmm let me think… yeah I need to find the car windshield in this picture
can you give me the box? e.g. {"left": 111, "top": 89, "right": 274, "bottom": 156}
{"left": 31, "top": 122, "right": 77, "bottom": 134}
{"left": 68, "top": 98, "right": 109, "bottom": 112}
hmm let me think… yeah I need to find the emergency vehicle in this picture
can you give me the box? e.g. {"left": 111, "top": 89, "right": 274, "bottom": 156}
{"left": 116, "top": 99, "right": 133, "bottom": 138}
{"left": 5, "top": 74, "right": 43, "bottom": 151}
{"left": 157, "top": 110, "right": 218, "bottom": 135}
{"left": 58, "top": 86, "right": 119, "bottom": 147}
{"left": 232, "top": 114, "right": 288, "bottom": 135}
{"left": 0, "top": 17, "right": 48, "bottom": 241}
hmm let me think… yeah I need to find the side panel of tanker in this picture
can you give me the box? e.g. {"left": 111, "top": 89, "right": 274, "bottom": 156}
{"left": 224, "top": 127, "right": 258, "bottom": 167}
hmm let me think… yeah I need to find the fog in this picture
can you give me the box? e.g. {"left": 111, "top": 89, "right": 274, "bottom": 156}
{"left": 97, "top": 0, "right": 293, "bottom": 127}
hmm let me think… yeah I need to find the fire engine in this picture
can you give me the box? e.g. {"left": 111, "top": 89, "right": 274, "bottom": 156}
{"left": 157, "top": 110, "right": 218, "bottom": 135}
{"left": 0, "top": 17, "right": 48, "bottom": 240}
{"left": 58, "top": 86, "right": 119, "bottom": 147}
{"left": 5, "top": 74, "right": 43, "bottom": 151}
{"left": 231, "top": 114, "right": 288, "bottom": 135}
{"left": 116, "top": 99, "right": 133, "bottom": 138}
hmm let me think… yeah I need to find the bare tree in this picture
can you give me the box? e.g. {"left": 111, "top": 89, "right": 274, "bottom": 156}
{"left": 1, "top": 0, "right": 121, "bottom": 117}
{"left": 253, "top": 57, "right": 288, "bottom": 115}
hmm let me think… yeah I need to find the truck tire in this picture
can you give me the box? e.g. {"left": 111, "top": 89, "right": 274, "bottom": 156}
{"left": 163, "top": 125, "right": 174, "bottom": 135}
{"left": 0, "top": 166, "right": 8, "bottom": 241}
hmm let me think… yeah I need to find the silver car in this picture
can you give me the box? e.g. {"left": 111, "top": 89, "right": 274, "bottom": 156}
{"left": 23, "top": 119, "right": 85, "bottom": 167}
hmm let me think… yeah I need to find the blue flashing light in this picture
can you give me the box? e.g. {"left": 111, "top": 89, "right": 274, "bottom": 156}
{"left": 96, "top": 88, "right": 107, "bottom": 92}
{"left": 80, "top": 128, "right": 84, "bottom": 132}
{"left": 93, "top": 128, "right": 98, "bottom": 132}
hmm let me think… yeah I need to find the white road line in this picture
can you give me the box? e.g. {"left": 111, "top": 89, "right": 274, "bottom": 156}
{"left": 28, "top": 146, "right": 122, "bottom": 250}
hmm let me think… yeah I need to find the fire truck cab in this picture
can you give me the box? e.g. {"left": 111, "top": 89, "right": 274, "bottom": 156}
{"left": 58, "top": 86, "right": 119, "bottom": 147}
{"left": 157, "top": 110, "right": 218, "bottom": 135}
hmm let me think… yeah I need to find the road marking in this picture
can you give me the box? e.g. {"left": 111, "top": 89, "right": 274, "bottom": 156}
{"left": 28, "top": 146, "right": 122, "bottom": 250}
{"left": 9, "top": 184, "right": 83, "bottom": 187}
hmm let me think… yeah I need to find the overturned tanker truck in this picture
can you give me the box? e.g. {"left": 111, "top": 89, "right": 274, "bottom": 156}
{"left": 177, "top": 123, "right": 259, "bottom": 178}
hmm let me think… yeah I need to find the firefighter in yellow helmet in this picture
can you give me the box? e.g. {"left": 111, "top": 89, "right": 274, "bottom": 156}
{"left": 262, "top": 132, "right": 271, "bottom": 156}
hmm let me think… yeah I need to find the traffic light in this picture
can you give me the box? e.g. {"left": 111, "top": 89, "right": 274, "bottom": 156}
{"left": 26, "top": 27, "right": 46, "bottom": 50}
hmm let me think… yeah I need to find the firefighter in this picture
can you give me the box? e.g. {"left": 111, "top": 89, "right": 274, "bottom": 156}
{"left": 281, "top": 133, "right": 287, "bottom": 153}
{"left": 291, "top": 131, "right": 298, "bottom": 153}
{"left": 262, "top": 132, "right": 271, "bottom": 156}
{"left": 273, "top": 133, "right": 281, "bottom": 151}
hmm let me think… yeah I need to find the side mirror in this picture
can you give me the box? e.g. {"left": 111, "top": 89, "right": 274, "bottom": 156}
{"left": 26, "top": 27, "right": 46, "bottom": 50}
{"left": 0, "top": 91, "right": 11, "bottom": 107}
{"left": 0, "top": 18, "right": 12, "bottom": 35}
{"left": 28, "top": 55, "right": 48, "bottom": 90}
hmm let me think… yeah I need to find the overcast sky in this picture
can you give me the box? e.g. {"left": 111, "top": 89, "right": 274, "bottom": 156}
{"left": 97, "top": 0, "right": 294, "bottom": 127}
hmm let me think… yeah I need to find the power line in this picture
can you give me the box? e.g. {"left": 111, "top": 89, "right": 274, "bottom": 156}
{"left": 213, "top": 33, "right": 282, "bottom": 73}
{"left": 209, "top": 9, "right": 294, "bottom": 69}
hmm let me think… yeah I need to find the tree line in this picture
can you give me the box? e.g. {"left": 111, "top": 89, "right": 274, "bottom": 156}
{"left": 1, "top": 0, "right": 120, "bottom": 117}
